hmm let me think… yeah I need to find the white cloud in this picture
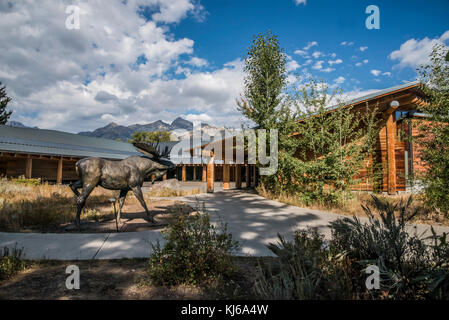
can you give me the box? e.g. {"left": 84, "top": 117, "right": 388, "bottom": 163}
{"left": 312, "top": 51, "right": 323, "bottom": 59}
{"left": 185, "top": 113, "right": 213, "bottom": 123}
{"left": 363, "top": 59, "right": 369, "bottom": 64}
{"left": 303, "top": 41, "right": 318, "bottom": 50}
{"left": 328, "top": 58, "right": 343, "bottom": 65}
{"left": 294, "top": 49, "right": 307, "bottom": 56}
{"left": 359, "top": 46, "right": 368, "bottom": 52}
{"left": 320, "top": 67, "right": 335, "bottom": 73}
{"left": 382, "top": 72, "right": 391, "bottom": 77}
{"left": 286, "top": 59, "right": 300, "bottom": 72}
{"left": 0, "top": 0, "right": 246, "bottom": 131}
{"left": 355, "top": 62, "right": 362, "bottom": 67}
{"left": 370, "top": 69, "right": 381, "bottom": 76}
{"left": 334, "top": 76, "right": 345, "bottom": 84}
{"left": 294, "top": 0, "right": 307, "bottom": 6}
{"left": 187, "top": 57, "right": 208, "bottom": 67}
{"left": 389, "top": 30, "right": 449, "bottom": 69}
{"left": 312, "top": 60, "right": 324, "bottom": 70}
{"left": 340, "top": 41, "right": 354, "bottom": 46}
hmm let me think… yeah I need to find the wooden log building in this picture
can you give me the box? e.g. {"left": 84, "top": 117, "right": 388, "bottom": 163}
{"left": 0, "top": 125, "right": 141, "bottom": 183}
{"left": 0, "top": 81, "right": 430, "bottom": 194}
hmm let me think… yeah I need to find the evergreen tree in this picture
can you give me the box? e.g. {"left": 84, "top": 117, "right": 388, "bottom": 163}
{"left": 0, "top": 81, "right": 12, "bottom": 125}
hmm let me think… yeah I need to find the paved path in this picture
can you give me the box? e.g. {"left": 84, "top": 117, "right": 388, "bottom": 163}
{"left": 1, "top": 190, "right": 448, "bottom": 260}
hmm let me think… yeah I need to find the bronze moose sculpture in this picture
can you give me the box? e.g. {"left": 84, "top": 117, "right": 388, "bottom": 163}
{"left": 69, "top": 142, "right": 175, "bottom": 229}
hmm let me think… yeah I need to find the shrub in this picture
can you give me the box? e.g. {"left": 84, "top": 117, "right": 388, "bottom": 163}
{"left": 0, "top": 246, "right": 26, "bottom": 280}
{"left": 255, "top": 196, "right": 449, "bottom": 300}
{"left": 148, "top": 204, "right": 240, "bottom": 285}
{"left": 330, "top": 195, "right": 449, "bottom": 299}
{"left": 254, "top": 228, "right": 354, "bottom": 300}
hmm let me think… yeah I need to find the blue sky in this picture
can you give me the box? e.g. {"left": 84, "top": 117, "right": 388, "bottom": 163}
{"left": 172, "top": 0, "right": 449, "bottom": 89}
{"left": 1, "top": 0, "right": 448, "bottom": 132}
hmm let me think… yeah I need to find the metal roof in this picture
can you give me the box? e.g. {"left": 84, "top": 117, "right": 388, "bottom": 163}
{"left": 342, "top": 80, "right": 420, "bottom": 107}
{"left": 325, "top": 80, "right": 421, "bottom": 113}
{"left": 0, "top": 125, "right": 141, "bottom": 159}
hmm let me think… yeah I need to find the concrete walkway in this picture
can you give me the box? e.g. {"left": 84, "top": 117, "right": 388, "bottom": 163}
{"left": 1, "top": 190, "right": 448, "bottom": 260}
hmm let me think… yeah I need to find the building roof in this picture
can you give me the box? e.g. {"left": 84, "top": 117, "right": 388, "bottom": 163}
{"left": 343, "top": 80, "right": 421, "bottom": 107}
{"left": 0, "top": 125, "right": 141, "bottom": 159}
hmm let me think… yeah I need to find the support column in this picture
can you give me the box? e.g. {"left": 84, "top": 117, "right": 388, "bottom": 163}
{"left": 57, "top": 157, "right": 63, "bottom": 184}
{"left": 25, "top": 155, "right": 32, "bottom": 179}
{"left": 235, "top": 164, "right": 242, "bottom": 189}
{"left": 207, "top": 156, "right": 214, "bottom": 193}
{"left": 223, "top": 164, "right": 230, "bottom": 190}
{"left": 182, "top": 165, "right": 186, "bottom": 182}
{"left": 386, "top": 112, "right": 397, "bottom": 195}
{"left": 202, "top": 165, "right": 207, "bottom": 182}
{"left": 193, "top": 166, "right": 197, "bottom": 181}
{"left": 246, "top": 165, "right": 250, "bottom": 187}
{"left": 251, "top": 165, "right": 256, "bottom": 187}
{"left": 163, "top": 173, "right": 167, "bottom": 181}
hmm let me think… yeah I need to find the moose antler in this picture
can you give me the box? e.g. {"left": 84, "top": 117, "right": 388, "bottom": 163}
{"left": 133, "top": 142, "right": 161, "bottom": 160}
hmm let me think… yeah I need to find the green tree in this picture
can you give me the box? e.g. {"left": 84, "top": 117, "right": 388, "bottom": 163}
{"left": 262, "top": 79, "right": 379, "bottom": 206}
{"left": 131, "top": 130, "right": 172, "bottom": 143}
{"left": 416, "top": 44, "right": 449, "bottom": 215}
{"left": 237, "top": 31, "right": 287, "bottom": 129}
{"left": 0, "top": 82, "right": 12, "bottom": 125}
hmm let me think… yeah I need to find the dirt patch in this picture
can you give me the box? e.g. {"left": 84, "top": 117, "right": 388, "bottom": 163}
{"left": 53, "top": 200, "right": 195, "bottom": 233}
{"left": 0, "top": 257, "right": 265, "bottom": 300}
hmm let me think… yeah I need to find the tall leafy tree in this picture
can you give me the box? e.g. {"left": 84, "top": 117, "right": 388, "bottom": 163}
{"left": 263, "top": 79, "right": 379, "bottom": 206}
{"left": 237, "top": 31, "right": 287, "bottom": 129}
{"left": 0, "top": 81, "right": 12, "bottom": 125}
{"left": 417, "top": 44, "right": 449, "bottom": 215}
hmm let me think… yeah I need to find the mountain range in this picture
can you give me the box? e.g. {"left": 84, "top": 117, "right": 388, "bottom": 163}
{"left": 78, "top": 117, "right": 213, "bottom": 141}
{"left": 6, "top": 117, "right": 222, "bottom": 142}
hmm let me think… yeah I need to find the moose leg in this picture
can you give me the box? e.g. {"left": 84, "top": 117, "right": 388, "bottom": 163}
{"left": 131, "top": 186, "right": 156, "bottom": 224}
{"left": 116, "top": 189, "right": 128, "bottom": 223}
{"left": 75, "top": 184, "right": 95, "bottom": 229}
{"left": 70, "top": 180, "right": 83, "bottom": 197}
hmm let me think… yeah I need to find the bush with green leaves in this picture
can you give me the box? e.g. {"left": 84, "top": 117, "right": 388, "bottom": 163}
{"left": 331, "top": 195, "right": 449, "bottom": 299}
{"left": 255, "top": 196, "right": 449, "bottom": 300}
{"left": 148, "top": 206, "right": 240, "bottom": 285}
{"left": 416, "top": 44, "right": 449, "bottom": 216}
{"left": 254, "top": 228, "right": 354, "bottom": 300}
{"left": 0, "top": 246, "right": 25, "bottom": 280}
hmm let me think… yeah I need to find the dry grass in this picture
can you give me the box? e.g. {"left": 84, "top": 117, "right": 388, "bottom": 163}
{"left": 146, "top": 187, "right": 202, "bottom": 198}
{"left": 0, "top": 177, "right": 199, "bottom": 232}
{"left": 257, "top": 185, "right": 449, "bottom": 226}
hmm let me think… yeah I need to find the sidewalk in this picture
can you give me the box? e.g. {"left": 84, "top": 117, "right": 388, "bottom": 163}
{"left": 1, "top": 190, "right": 448, "bottom": 260}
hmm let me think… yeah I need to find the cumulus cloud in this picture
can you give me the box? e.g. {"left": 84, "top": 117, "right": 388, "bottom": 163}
{"left": 389, "top": 30, "right": 449, "bottom": 69}
{"left": 334, "top": 76, "right": 345, "bottom": 84}
{"left": 294, "top": 0, "right": 307, "bottom": 6}
{"left": 294, "top": 49, "right": 307, "bottom": 56}
{"left": 359, "top": 46, "right": 368, "bottom": 52}
{"left": 312, "top": 51, "right": 323, "bottom": 59}
{"left": 370, "top": 69, "right": 381, "bottom": 76}
{"left": 328, "top": 58, "right": 342, "bottom": 65}
{"left": 0, "top": 0, "right": 245, "bottom": 132}
{"left": 303, "top": 41, "right": 318, "bottom": 50}
{"left": 340, "top": 41, "right": 354, "bottom": 46}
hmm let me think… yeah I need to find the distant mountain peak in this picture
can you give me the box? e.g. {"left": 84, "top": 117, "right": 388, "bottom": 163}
{"left": 77, "top": 117, "right": 202, "bottom": 141}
